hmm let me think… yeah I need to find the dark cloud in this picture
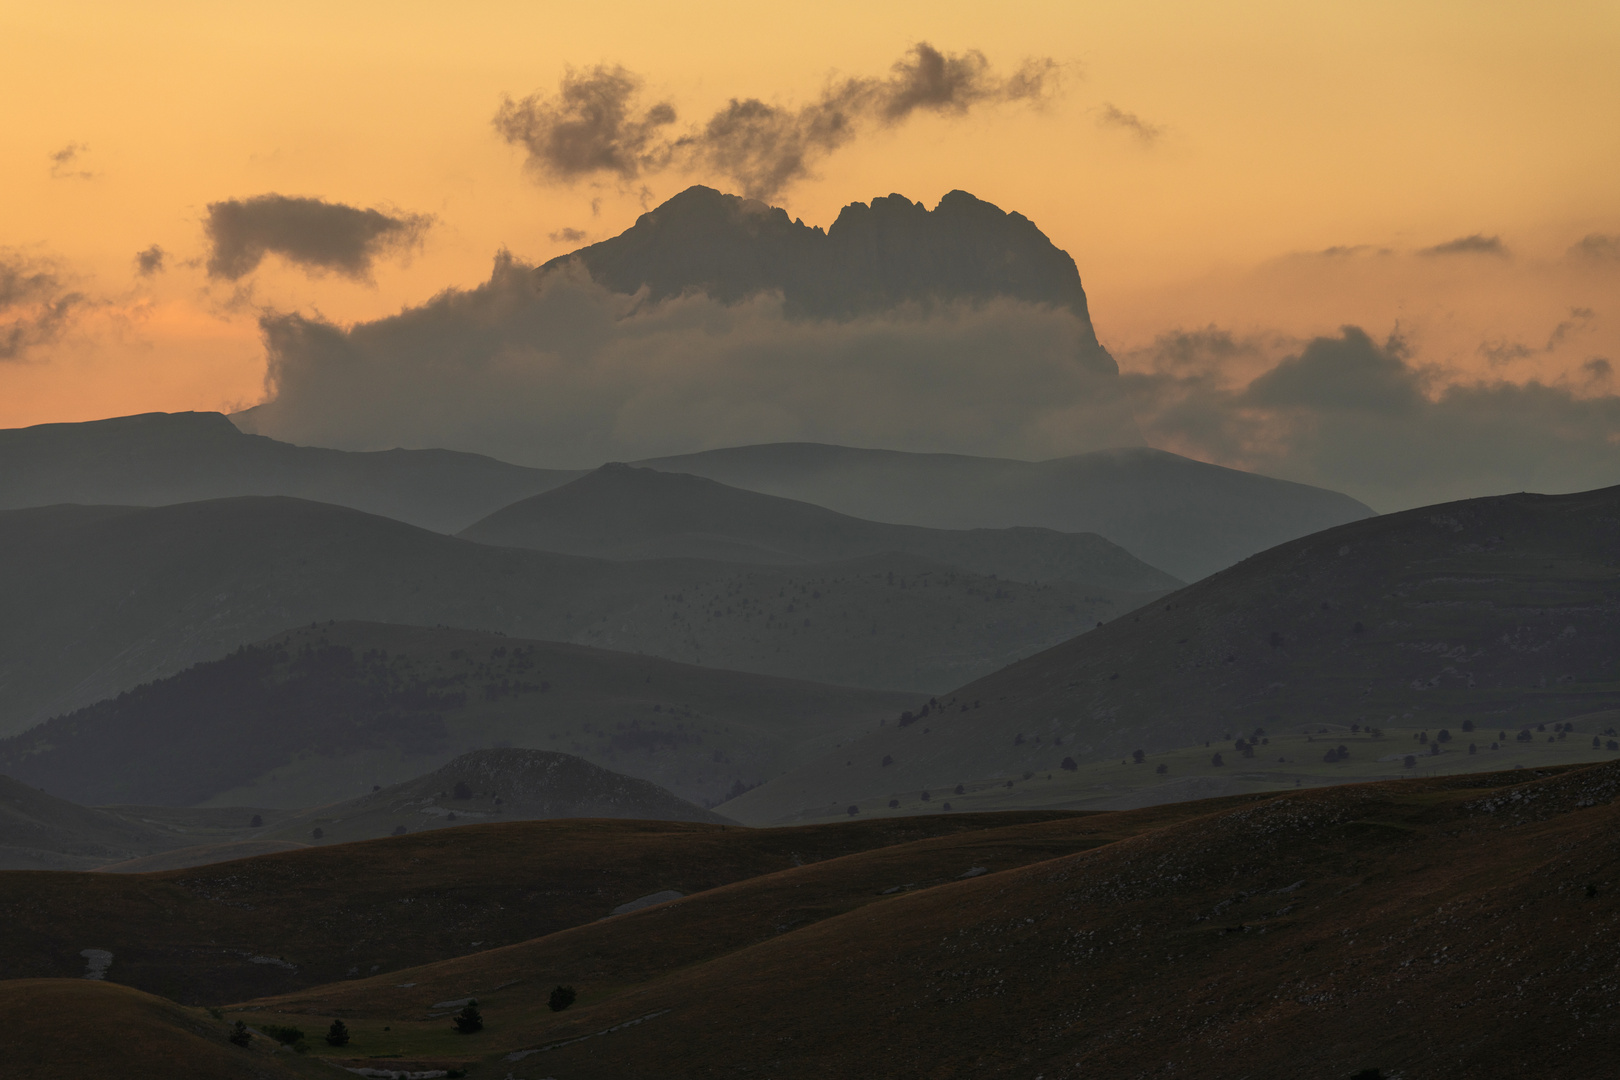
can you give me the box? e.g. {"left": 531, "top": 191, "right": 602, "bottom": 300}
{"left": 204, "top": 194, "right": 432, "bottom": 281}
{"left": 48, "top": 143, "right": 95, "bottom": 180}
{"left": 236, "top": 254, "right": 1135, "bottom": 467}
{"left": 1097, "top": 103, "right": 1162, "bottom": 145}
{"left": 134, "top": 245, "right": 165, "bottom": 276}
{"left": 493, "top": 66, "right": 678, "bottom": 183}
{"left": 1419, "top": 234, "right": 1509, "bottom": 257}
{"left": 494, "top": 44, "right": 1062, "bottom": 200}
{"left": 0, "top": 251, "right": 85, "bottom": 360}
{"left": 1570, "top": 233, "right": 1620, "bottom": 261}
{"left": 548, "top": 227, "right": 589, "bottom": 244}
{"left": 1125, "top": 325, "right": 1620, "bottom": 511}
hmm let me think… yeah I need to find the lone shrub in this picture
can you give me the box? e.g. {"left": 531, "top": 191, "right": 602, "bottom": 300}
{"left": 229, "top": 1021, "right": 252, "bottom": 1047}
{"left": 549, "top": 985, "right": 577, "bottom": 1012}
{"left": 452, "top": 1003, "right": 483, "bottom": 1034}
{"left": 324, "top": 1019, "right": 350, "bottom": 1047}
{"left": 1062, "top": 757, "right": 1079, "bottom": 771}
{"left": 847, "top": 805, "right": 859, "bottom": 816}
{"left": 1404, "top": 755, "right": 1417, "bottom": 768}
{"left": 1155, "top": 763, "right": 1168, "bottom": 774}
{"left": 1211, "top": 752, "right": 1225, "bottom": 767}
{"left": 249, "top": 814, "right": 263, "bottom": 828}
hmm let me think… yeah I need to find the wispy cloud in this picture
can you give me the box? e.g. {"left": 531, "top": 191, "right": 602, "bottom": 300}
{"left": 1097, "top": 102, "right": 1162, "bottom": 145}
{"left": 494, "top": 44, "right": 1063, "bottom": 200}
{"left": 47, "top": 143, "right": 96, "bottom": 181}
{"left": 1419, "top": 234, "right": 1509, "bottom": 258}
{"left": 0, "top": 250, "right": 86, "bottom": 361}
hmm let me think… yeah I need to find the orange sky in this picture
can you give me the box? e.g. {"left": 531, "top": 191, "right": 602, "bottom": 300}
{"left": 2, "top": 0, "right": 1617, "bottom": 429}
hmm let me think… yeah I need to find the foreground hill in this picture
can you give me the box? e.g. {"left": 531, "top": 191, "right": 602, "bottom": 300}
{"left": 234, "top": 763, "right": 1620, "bottom": 1079}
{"left": 461, "top": 463, "right": 1181, "bottom": 590}
{"left": 638, "top": 441, "right": 1374, "bottom": 580}
{"left": 0, "top": 810, "right": 1082, "bottom": 1004}
{"left": 0, "top": 622, "right": 908, "bottom": 808}
{"left": 0, "top": 410, "right": 581, "bottom": 530}
{"left": 0, "top": 499, "right": 1150, "bottom": 733}
{"left": 724, "top": 484, "right": 1620, "bottom": 821}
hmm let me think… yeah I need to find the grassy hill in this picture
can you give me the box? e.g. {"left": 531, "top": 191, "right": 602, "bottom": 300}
{"left": 462, "top": 463, "right": 1181, "bottom": 590}
{"left": 0, "top": 409, "right": 582, "bottom": 530}
{"left": 638, "top": 441, "right": 1375, "bottom": 580}
{"left": 0, "top": 810, "right": 1080, "bottom": 1005}
{"left": 0, "top": 622, "right": 906, "bottom": 808}
{"left": 0, "top": 775, "right": 182, "bottom": 871}
{"left": 0, "top": 499, "right": 1158, "bottom": 734}
{"left": 225, "top": 762, "right": 1620, "bottom": 1079}
{"left": 721, "top": 484, "right": 1620, "bottom": 822}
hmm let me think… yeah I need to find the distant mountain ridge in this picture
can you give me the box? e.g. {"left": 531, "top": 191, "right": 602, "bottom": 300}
{"left": 637, "top": 442, "right": 1376, "bottom": 581}
{"left": 461, "top": 463, "right": 1181, "bottom": 591}
{"left": 543, "top": 185, "right": 1112, "bottom": 366}
{"left": 0, "top": 410, "right": 583, "bottom": 532}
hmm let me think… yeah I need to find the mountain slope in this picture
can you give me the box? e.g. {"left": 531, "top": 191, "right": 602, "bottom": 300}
{"left": 726, "top": 484, "right": 1620, "bottom": 821}
{"left": 0, "top": 774, "right": 180, "bottom": 871}
{"left": 461, "top": 463, "right": 1181, "bottom": 590}
{"left": 0, "top": 622, "right": 908, "bottom": 808}
{"left": 637, "top": 441, "right": 1375, "bottom": 580}
{"left": 0, "top": 498, "right": 1151, "bottom": 734}
{"left": 0, "top": 410, "right": 582, "bottom": 530}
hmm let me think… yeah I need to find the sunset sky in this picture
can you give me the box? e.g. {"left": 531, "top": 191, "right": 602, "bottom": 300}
{"left": 3, "top": 1, "right": 1617, "bottom": 505}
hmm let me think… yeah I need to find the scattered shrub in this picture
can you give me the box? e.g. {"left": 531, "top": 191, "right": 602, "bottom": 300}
{"left": 452, "top": 1003, "right": 483, "bottom": 1034}
{"left": 1155, "top": 763, "right": 1168, "bottom": 774}
{"left": 228, "top": 1021, "right": 252, "bottom": 1047}
{"left": 262, "top": 1025, "right": 303, "bottom": 1046}
{"left": 549, "top": 986, "right": 577, "bottom": 1013}
{"left": 1062, "top": 757, "right": 1079, "bottom": 771}
{"left": 1437, "top": 729, "right": 1451, "bottom": 743}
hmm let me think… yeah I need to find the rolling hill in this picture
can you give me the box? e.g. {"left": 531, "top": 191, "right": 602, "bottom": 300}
{"left": 0, "top": 410, "right": 582, "bottom": 531}
{"left": 721, "top": 484, "right": 1620, "bottom": 823}
{"left": 228, "top": 762, "right": 1620, "bottom": 1080}
{"left": 0, "top": 622, "right": 910, "bottom": 808}
{"left": 460, "top": 463, "right": 1181, "bottom": 590}
{"left": 0, "top": 810, "right": 1082, "bottom": 1005}
{"left": 637, "top": 441, "right": 1375, "bottom": 580}
{"left": 0, "top": 498, "right": 1159, "bottom": 734}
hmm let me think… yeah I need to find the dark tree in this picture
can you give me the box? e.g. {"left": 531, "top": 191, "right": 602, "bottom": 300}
{"left": 881, "top": 755, "right": 894, "bottom": 767}
{"left": 453, "top": 1003, "right": 483, "bottom": 1034}
{"left": 954, "top": 784, "right": 965, "bottom": 795}
{"left": 229, "top": 1021, "right": 252, "bottom": 1047}
{"left": 1461, "top": 719, "right": 1475, "bottom": 732}
{"left": 391, "top": 825, "right": 407, "bottom": 836}
{"left": 452, "top": 780, "right": 473, "bottom": 800}
{"left": 920, "top": 790, "right": 931, "bottom": 801}
{"left": 249, "top": 814, "right": 263, "bottom": 828}
{"left": 1211, "top": 752, "right": 1225, "bottom": 767}
{"left": 888, "top": 799, "right": 899, "bottom": 808}
{"left": 1437, "top": 729, "right": 1452, "bottom": 743}
{"left": 1469, "top": 743, "right": 1478, "bottom": 754}
{"left": 1404, "top": 755, "right": 1417, "bottom": 768}
{"left": 549, "top": 986, "right": 577, "bottom": 1012}
{"left": 325, "top": 1020, "right": 350, "bottom": 1047}
{"left": 311, "top": 827, "right": 323, "bottom": 839}
{"left": 847, "top": 805, "right": 859, "bottom": 816}
{"left": 1062, "top": 757, "right": 1079, "bottom": 771}
{"left": 1156, "top": 763, "right": 1168, "bottom": 774}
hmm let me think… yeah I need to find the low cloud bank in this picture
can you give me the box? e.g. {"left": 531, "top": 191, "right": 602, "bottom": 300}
{"left": 1124, "top": 326, "right": 1620, "bottom": 510}
{"left": 494, "top": 44, "right": 1059, "bottom": 200}
{"left": 240, "top": 255, "right": 1136, "bottom": 468}
{"left": 204, "top": 194, "right": 432, "bottom": 281}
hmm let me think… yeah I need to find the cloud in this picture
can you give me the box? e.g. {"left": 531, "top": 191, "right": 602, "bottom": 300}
{"left": 48, "top": 143, "right": 95, "bottom": 180}
{"left": 0, "top": 250, "right": 86, "bottom": 361}
{"left": 1097, "top": 103, "right": 1162, "bottom": 144}
{"left": 1419, "top": 234, "right": 1509, "bottom": 257}
{"left": 548, "top": 227, "right": 589, "bottom": 244}
{"left": 1124, "top": 326, "right": 1620, "bottom": 511}
{"left": 203, "top": 194, "right": 433, "bottom": 281}
{"left": 494, "top": 44, "right": 1062, "bottom": 200}
{"left": 134, "top": 245, "right": 165, "bottom": 276}
{"left": 237, "top": 254, "right": 1136, "bottom": 468}
{"left": 1570, "top": 233, "right": 1620, "bottom": 262}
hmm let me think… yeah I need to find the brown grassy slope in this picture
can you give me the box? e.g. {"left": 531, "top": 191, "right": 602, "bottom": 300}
{"left": 726, "top": 484, "right": 1620, "bottom": 822}
{"left": 0, "top": 979, "right": 327, "bottom": 1080}
{"left": 270, "top": 762, "right": 1620, "bottom": 1080}
{"left": 0, "top": 811, "right": 1075, "bottom": 1004}
{"left": 248, "top": 794, "right": 1279, "bottom": 1022}
{"left": 461, "top": 462, "right": 1181, "bottom": 591}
